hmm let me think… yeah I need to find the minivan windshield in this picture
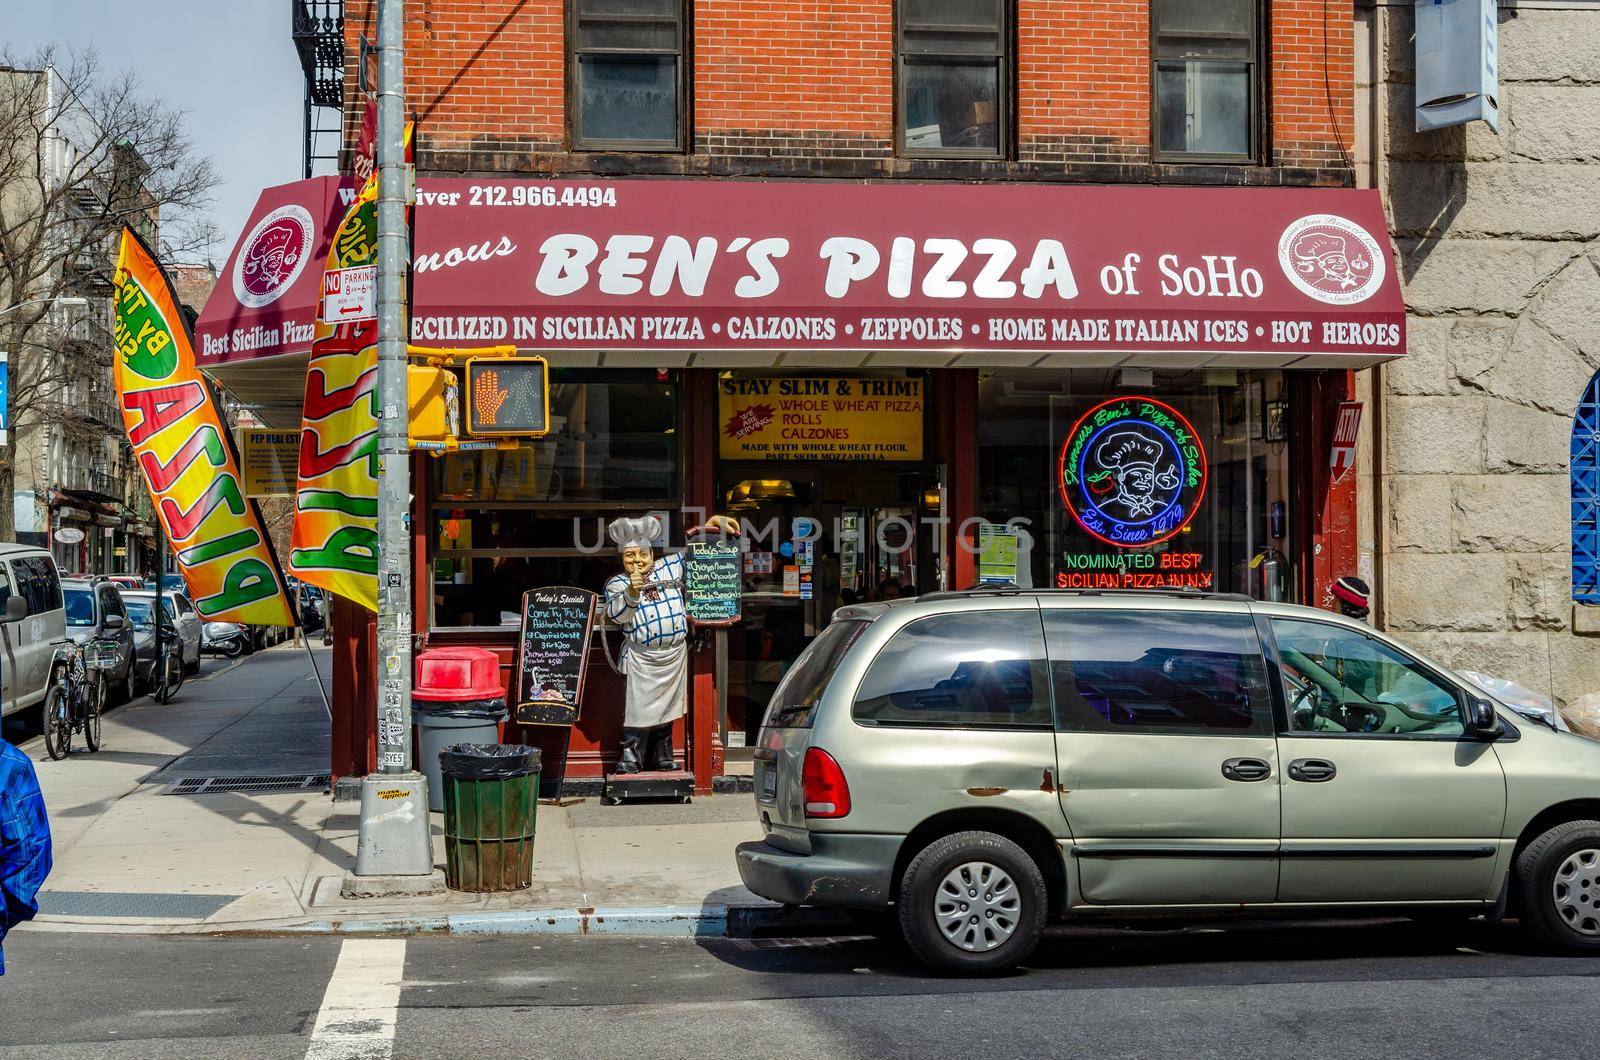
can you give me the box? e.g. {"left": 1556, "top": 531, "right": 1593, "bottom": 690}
{"left": 762, "top": 619, "right": 869, "bottom": 729}
{"left": 124, "top": 600, "right": 155, "bottom": 628}
{"left": 65, "top": 588, "right": 95, "bottom": 626}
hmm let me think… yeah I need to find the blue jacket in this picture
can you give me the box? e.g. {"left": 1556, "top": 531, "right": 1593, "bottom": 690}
{"left": 0, "top": 740, "right": 51, "bottom": 975}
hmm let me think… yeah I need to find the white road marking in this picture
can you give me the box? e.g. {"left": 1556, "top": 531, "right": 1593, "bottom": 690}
{"left": 305, "top": 939, "right": 407, "bottom": 1060}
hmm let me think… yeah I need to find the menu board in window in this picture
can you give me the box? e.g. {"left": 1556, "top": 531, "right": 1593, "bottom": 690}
{"left": 685, "top": 541, "right": 741, "bottom": 625}
{"left": 516, "top": 586, "right": 597, "bottom": 726}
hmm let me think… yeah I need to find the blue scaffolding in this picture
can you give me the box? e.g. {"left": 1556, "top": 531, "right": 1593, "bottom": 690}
{"left": 1575, "top": 369, "right": 1600, "bottom": 603}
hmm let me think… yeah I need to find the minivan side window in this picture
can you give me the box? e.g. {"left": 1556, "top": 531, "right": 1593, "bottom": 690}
{"left": 1046, "top": 610, "right": 1272, "bottom": 736}
{"left": 853, "top": 610, "right": 1052, "bottom": 729}
{"left": 1269, "top": 618, "right": 1464, "bottom": 737}
{"left": 764, "top": 619, "right": 871, "bottom": 729}
{"left": 13, "top": 558, "right": 61, "bottom": 616}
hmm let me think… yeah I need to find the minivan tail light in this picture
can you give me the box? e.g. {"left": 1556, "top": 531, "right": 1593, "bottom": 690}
{"left": 802, "top": 747, "right": 851, "bottom": 818}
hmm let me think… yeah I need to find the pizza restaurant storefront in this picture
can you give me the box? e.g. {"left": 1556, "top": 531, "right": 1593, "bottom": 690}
{"left": 197, "top": 178, "right": 1405, "bottom": 790}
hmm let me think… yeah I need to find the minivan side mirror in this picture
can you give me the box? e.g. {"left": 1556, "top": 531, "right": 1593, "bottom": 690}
{"left": 1468, "top": 696, "right": 1502, "bottom": 740}
{"left": 1, "top": 596, "right": 25, "bottom": 624}
{"left": 103, "top": 614, "right": 125, "bottom": 631}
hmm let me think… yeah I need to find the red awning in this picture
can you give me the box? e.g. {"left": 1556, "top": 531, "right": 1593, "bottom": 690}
{"left": 197, "top": 178, "right": 1405, "bottom": 372}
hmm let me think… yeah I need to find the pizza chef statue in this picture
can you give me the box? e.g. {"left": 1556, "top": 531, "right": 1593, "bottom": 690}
{"left": 604, "top": 514, "right": 739, "bottom": 774}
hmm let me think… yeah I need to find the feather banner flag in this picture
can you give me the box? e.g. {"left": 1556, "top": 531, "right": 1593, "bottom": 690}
{"left": 112, "top": 229, "right": 295, "bottom": 625}
{"left": 288, "top": 123, "right": 411, "bottom": 611}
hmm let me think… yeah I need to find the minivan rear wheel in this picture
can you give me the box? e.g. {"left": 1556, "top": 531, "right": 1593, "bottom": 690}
{"left": 1516, "top": 819, "right": 1600, "bottom": 953}
{"left": 897, "top": 830, "right": 1046, "bottom": 975}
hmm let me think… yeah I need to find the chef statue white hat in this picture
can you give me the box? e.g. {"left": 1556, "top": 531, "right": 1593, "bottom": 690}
{"left": 607, "top": 515, "right": 663, "bottom": 552}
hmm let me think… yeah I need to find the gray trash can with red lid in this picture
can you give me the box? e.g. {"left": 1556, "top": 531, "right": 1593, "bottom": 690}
{"left": 412, "top": 647, "right": 507, "bottom": 811}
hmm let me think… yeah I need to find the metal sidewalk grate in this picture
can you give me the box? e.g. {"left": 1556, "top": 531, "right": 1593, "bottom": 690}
{"left": 161, "top": 774, "right": 331, "bottom": 796}
{"left": 38, "top": 890, "right": 241, "bottom": 919}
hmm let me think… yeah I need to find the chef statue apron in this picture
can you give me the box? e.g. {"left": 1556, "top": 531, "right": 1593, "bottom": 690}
{"left": 604, "top": 515, "right": 688, "bottom": 774}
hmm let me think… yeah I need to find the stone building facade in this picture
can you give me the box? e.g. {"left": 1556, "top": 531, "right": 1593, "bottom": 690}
{"left": 1358, "top": 1, "right": 1600, "bottom": 709}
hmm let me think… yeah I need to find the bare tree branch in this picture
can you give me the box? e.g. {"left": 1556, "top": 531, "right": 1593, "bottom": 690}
{"left": 0, "top": 45, "right": 221, "bottom": 539}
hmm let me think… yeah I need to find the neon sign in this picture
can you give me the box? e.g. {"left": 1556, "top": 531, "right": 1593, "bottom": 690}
{"left": 1055, "top": 550, "right": 1213, "bottom": 589}
{"left": 1058, "top": 397, "right": 1207, "bottom": 548}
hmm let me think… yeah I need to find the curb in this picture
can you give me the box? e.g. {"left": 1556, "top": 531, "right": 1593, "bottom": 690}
{"left": 31, "top": 903, "right": 851, "bottom": 940}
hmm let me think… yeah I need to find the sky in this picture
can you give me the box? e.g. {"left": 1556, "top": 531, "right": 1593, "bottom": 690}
{"left": 6, "top": 0, "right": 317, "bottom": 264}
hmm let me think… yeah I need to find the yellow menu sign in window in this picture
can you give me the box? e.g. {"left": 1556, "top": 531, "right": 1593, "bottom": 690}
{"left": 718, "top": 376, "right": 923, "bottom": 461}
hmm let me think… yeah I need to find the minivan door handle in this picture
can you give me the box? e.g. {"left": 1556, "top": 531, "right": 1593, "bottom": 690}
{"left": 1288, "top": 758, "right": 1337, "bottom": 783}
{"left": 1221, "top": 757, "right": 1272, "bottom": 782}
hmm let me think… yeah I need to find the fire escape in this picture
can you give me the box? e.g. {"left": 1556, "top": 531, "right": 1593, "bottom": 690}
{"left": 292, "top": 0, "right": 346, "bottom": 179}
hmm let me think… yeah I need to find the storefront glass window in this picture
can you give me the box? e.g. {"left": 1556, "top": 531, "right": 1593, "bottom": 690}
{"left": 430, "top": 373, "right": 679, "bottom": 629}
{"left": 977, "top": 369, "right": 1295, "bottom": 600}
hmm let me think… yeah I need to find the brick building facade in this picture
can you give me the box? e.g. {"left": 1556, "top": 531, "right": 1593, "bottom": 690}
{"left": 212, "top": 1, "right": 1422, "bottom": 783}
{"left": 342, "top": 0, "right": 1355, "bottom": 184}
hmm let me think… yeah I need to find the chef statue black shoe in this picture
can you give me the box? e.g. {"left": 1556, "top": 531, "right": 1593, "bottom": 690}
{"left": 603, "top": 514, "right": 739, "bottom": 775}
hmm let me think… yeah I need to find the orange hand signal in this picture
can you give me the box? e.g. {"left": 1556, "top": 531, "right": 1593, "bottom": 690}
{"left": 475, "top": 368, "right": 509, "bottom": 424}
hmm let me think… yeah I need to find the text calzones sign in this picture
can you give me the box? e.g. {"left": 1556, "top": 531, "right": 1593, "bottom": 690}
{"left": 718, "top": 376, "right": 923, "bottom": 461}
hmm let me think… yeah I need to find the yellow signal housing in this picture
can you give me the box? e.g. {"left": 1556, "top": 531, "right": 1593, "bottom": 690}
{"left": 408, "top": 364, "right": 460, "bottom": 445}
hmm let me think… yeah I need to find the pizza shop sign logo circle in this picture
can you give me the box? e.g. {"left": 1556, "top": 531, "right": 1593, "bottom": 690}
{"left": 1058, "top": 397, "right": 1207, "bottom": 549}
{"left": 1277, "top": 213, "right": 1386, "bottom": 306}
{"left": 233, "top": 204, "right": 314, "bottom": 308}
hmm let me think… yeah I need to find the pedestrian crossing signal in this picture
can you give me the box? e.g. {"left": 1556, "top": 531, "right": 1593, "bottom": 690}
{"left": 464, "top": 356, "right": 549, "bottom": 437}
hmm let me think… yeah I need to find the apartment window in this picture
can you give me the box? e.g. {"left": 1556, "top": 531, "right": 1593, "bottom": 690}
{"left": 1151, "top": 0, "right": 1258, "bottom": 161}
{"left": 896, "top": 0, "right": 1009, "bottom": 158}
{"left": 570, "top": 0, "right": 685, "bottom": 150}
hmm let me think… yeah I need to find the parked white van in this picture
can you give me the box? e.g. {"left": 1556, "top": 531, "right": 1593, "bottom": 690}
{"left": 0, "top": 543, "right": 69, "bottom": 718}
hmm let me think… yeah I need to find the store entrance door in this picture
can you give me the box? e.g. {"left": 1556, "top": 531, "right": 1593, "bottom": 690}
{"left": 718, "top": 463, "right": 944, "bottom": 748}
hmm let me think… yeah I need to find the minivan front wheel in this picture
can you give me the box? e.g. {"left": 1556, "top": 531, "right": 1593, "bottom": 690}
{"left": 898, "top": 831, "right": 1046, "bottom": 975}
{"left": 1516, "top": 819, "right": 1600, "bottom": 952}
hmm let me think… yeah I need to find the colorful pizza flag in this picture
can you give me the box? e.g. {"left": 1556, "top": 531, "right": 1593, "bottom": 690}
{"left": 112, "top": 229, "right": 295, "bottom": 626}
{"left": 288, "top": 124, "right": 411, "bottom": 612}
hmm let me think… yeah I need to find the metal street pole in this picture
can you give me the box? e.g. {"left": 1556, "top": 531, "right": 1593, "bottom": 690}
{"left": 348, "top": 0, "right": 436, "bottom": 889}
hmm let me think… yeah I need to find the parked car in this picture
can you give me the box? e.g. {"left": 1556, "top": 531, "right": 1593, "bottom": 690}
{"left": 121, "top": 590, "right": 202, "bottom": 674}
{"left": 737, "top": 589, "right": 1600, "bottom": 974}
{"left": 61, "top": 577, "right": 138, "bottom": 705}
{"left": 107, "top": 575, "right": 145, "bottom": 591}
{"left": 0, "top": 543, "right": 69, "bottom": 719}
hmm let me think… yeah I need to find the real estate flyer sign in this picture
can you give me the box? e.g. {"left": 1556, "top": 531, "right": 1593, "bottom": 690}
{"left": 239, "top": 429, "right": 300, "bottom": 497}
{"left": 719, "top": 376, "right": 923, "bottom": 461}
{"left": 112, "top": 229, "right": 294, "bottom": 626}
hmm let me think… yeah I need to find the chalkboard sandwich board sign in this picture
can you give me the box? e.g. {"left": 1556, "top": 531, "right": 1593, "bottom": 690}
{"left": 516, "top": 586, "right": 597, "bottom": 726}
{"left": 685, "top": 540, "right": 741, "bottom": 626}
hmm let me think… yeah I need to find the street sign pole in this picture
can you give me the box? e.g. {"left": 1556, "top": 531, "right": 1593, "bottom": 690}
{"left": 348, "top": 0, "right": 437, "bottom": 889}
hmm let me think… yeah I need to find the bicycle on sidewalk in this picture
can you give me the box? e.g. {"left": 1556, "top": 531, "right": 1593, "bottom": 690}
{"left": 42, "top": 634, "right": 121, "bottom": 760}
{"left": 147, "top": 636, "right": 185, "bottom": 705}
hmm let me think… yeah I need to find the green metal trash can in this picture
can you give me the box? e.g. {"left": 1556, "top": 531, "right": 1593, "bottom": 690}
{"left": 439, "top": 743, "right": 541, "bottom": 892}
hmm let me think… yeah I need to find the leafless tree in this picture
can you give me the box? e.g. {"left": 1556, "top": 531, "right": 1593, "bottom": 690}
{"left": 0, "top": 46, "right": 219, "bottom": 539}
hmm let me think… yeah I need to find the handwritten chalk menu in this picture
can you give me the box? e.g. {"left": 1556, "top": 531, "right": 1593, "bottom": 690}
{"left": 685, "top": 541, "right": 741, "bottom": 624}
{"left": 516, "top": 586, "right": 597, "bottom": 726}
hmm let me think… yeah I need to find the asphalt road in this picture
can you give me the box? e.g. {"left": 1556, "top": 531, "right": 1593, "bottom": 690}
{"left": 2, "top": 918, "right": 1596, "bottom": 1058}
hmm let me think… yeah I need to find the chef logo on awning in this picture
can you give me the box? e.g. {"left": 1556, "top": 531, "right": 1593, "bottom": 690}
{"left": 1059, "top": 397, "right": 1207, "bottom": 548}
{"left": 234, "top": 204, "right": 314, "bottom": 309}
{"left": 1277, "top": 213, "right": 1386, "bottom": 307}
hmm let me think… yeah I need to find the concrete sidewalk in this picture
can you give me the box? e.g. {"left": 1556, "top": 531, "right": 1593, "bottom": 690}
{"left": 7, "top": 644, "right": 778, "bottom": 939}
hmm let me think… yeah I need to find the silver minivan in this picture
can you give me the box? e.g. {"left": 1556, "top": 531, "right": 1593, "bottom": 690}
{"left": 737, "top": 589, "right": 1600, "bottom": 973}
{"left": 0, "top": 543, "right": 70, "bottom": 718}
